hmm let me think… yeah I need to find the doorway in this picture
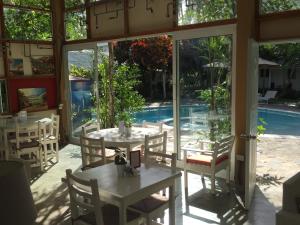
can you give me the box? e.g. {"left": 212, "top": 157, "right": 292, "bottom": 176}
{"left": 257, "top": 41, "right": 300, "bottom": 209}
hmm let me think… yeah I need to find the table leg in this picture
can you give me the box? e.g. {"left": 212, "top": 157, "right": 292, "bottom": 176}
{"left": 169, "top": 180, "right": 176, "bottom": 225}
{"left": 119, "top": 202, "right": 127, "bottom": 225}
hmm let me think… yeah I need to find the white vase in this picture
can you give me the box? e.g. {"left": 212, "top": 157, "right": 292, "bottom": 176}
{"left": 125, "top": 127, "right": 131, "bottom": 137}
{"left": 119, "top": 121, "right": 125, "bottom": 135}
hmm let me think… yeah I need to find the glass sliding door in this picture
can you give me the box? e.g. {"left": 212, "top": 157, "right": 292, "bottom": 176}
{"left": 175, "top": 29, "right": 234, "bottom": 158}
{"left": 65, "top": 45, "right": 98, "bottom": 141}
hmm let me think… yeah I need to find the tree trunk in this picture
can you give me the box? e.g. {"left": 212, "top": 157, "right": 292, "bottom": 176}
{"left": 108, "top": 43, "right": 115, "bottom": 127}
{"left": 162, "top": 70, "right": 167, "bottom": 99}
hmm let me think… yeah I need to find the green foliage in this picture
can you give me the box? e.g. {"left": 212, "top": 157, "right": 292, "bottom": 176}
{"left": 257, "top": 117, "right": 267, "bottom": 136}
{"left": 4, "top": 8, "right": 52, "bottom": 40}
{"left": 178, "top": 0, "right": 236, "bottom": 25}
{"left": 65, "top": 10, "right": 87, "bottom": 40}
{"left": 3, "top": 0, "right": 50, "bottom": 9}
{"left": 69, "top": 65, "right": 92, "bottom": 78}
{"left": 98, "top": 53, "right": 145, "bottom": 128}
{"left": 198, "top": 81, "right": 231, "bottom": 113}
{"left": 65, "top": 0, "right": 85, "bottom": 8}
{"left": 114, "top": 63, "right": 145, "bottom": 126}
{"left": 260, "top": 0, "right": 299, "bottom": 14}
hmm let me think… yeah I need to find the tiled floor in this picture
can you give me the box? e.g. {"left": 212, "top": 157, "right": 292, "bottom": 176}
{"left": 30, "top": 137, "right": 295, "bottom": 225}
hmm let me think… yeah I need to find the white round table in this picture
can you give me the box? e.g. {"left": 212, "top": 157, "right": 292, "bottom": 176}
{"left": 87, "top": 127, "right": 159, "bottom": 157}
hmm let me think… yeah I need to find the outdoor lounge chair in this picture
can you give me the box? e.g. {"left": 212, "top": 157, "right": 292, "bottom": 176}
{"left": 258, "top": 90, "right": 277, "bottom": 104}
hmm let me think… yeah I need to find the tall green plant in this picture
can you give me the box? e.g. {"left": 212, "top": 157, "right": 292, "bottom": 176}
{"left": 98, "top": 53, "right": 145, "bottom": 128}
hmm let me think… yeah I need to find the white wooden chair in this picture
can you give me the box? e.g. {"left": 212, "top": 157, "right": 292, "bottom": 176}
{"left": 80, "top": 135, "right": 115, "bottom": 170}
{"left": 258, "top": 90, "right": 277, "bottom": 104}
{"left": 9, "top": 121, "right": 44, "bottom": 171}
{"left": 129, "top": 131, "right": 176, "bottom": 225}
{"left": 40, "top": 114, "right": 60, "bottom": 166}
{"left": 183, "top": 136, "right": 235, "bottom": 195}
{"left": 143, "top": 121, "right": 163, "bottom": 133}
{"left": 0, "top": 115, "right": 13, "bottom": 159}
{"left": 81, "top": 121, "right": 100, "bottom": 135}
{"left": 66, "top": 169, "right": 142, "bottom": 225}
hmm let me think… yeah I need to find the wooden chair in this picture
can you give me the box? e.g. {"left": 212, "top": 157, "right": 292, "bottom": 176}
{"left": 82, "top": 122, "right": 117, "bottom": 161}
{"left": 129, "top": 131, "right": 176, "bottom": 225}
{"left": 183, "top": 135, "right": 235, "bottom": 195}
{"left": 9, "top": 121, "right": 44, "bottom": 172}
{"left": 66, "top": 169, "right": 142, "bottom": 225}
{"left": 40, "top": 114, "right": 60, "bottom": 166}
{"left": 80, "top": 135, "right": 115, "bottom": 170}
{"left": 81, "top": 121, "right": 100, "bottom": 135}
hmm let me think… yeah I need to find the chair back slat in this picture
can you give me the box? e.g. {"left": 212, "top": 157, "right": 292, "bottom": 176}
{"left": 66, "top": 169, "right": 104, "bottom": 225}
{"left": 80, "top": 135, "right": 106, "bottom": 167}
{"left": 82, "top": 121, "right": 100, "bottom": 135}
{"left": 144, "top": 131, "right": 176, "bottom": 171}
{"left": 145, "top": 131, "right": 167, "bottom": 153}
{"left": 213, "top": 136, "right": 235, "bottom": 158}
{"left": 50, "top": 114, "right": 60, "bottom": 139}
{"left": 143, "top": 121, "right": 163, "bottom": 133}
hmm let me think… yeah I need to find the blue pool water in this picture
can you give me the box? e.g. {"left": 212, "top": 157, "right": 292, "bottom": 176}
{"left": 133, "top": 106, "right": 300, "bottom": 136}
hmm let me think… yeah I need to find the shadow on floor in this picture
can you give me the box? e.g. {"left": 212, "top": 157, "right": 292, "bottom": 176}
{"left": 182, "top": 176, "right": 248, "bottom": 225}
{"left": 185, "top": 188, "right": 248, "bottom": 225}
{"left": 33, "top": 182, "right": 71, "bottom": 225}
{"left": 256, "top": 173, "right": 283, "bottom": 188}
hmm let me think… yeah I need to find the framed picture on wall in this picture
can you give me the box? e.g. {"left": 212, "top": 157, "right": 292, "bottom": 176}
{"left": 9, "top": 58, "right": 24, "bottom": 76}
{"left": 31, "top": 56, "right": 54, "bottom": 75}
{"left": 18, "top": 88, "right": 48, "bottom": 112}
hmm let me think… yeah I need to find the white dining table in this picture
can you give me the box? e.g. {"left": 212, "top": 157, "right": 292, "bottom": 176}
{"left": 75, "top": 162, "right": 181, "bottom": 225}
{"left": 0, "top": 116, "right": 52, "bottom": 160}
{"left": 86, "top": 127, "right": 159, "bottom": 157}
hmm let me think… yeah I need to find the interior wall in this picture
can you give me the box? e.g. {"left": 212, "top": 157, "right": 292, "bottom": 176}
{"left": 8, "top": 43, "right": 53, "bottom": 76}
{"left": 89, "top": 0, "right": 174, "bottom": 38}
{"left": 90, "top": 2, "right": 124, "bottom": 38}
{"left": 128, "top": 0, "right": 173, "bottom": 33}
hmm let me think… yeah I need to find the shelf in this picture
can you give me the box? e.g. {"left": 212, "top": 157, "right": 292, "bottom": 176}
{"left": 7, "top": 74, "right": 56, "bottom": 79}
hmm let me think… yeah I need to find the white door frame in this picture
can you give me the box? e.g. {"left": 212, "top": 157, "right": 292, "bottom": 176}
{"left": 172, "top": 24, "right": 237, "bottom": 180}
{"left": 63, "top": 42, "right": 98, "bottom": 144}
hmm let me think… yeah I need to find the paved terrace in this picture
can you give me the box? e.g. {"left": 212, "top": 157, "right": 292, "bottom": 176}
{"left": 27, "top": 134, "right": 300, "bottom": 225}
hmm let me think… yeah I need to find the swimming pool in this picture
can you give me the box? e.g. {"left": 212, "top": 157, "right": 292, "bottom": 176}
{"left": 133, "top": 106, "right": 300, "bottom": 136}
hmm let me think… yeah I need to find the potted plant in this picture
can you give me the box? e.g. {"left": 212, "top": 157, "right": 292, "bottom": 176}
{"left": 114, "top": 150, "right": 127, "bottom": 176}
{"left": 117, "top": 111, "right": 132, "bottom": 137}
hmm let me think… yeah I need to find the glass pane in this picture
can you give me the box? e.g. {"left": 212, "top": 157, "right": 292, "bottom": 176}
{"left": 0, "top": 80, "right": 8, "bottom": 113}
{"left": 3, "top": 0, "right": 50, "bottom": 9}
{"left": 4, "top": 8, "right": 52, "bottom": 40}
{"left": 178, "top": 35, "right": 232, "bottom": 154}
{"left": 65, "top": 10, "right": 87, "bottom": 41}
{"left": 113, "top": 37, "right": 174, "bottom": 123}
{"left": 260, "top": 0, "right": 300, "bottom": 14}
{"left": 65, "top": 0, "right": 85, "bottom": 9}
{"left": 178, "top": 0, "right": 236, "bottom": 26}
{"left": 68, "top": 50, "right": 95, "bottom": 138}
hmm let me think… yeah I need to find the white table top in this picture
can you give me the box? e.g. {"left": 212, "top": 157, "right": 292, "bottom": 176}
{"left": 0, "top": 116, "right": 52, "bottom": 130}
{"left": 74, "top": 163, "right": 181, "bottom": 200}
{"left": 87, "top": 127, "right": 159, "bottom": 146}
